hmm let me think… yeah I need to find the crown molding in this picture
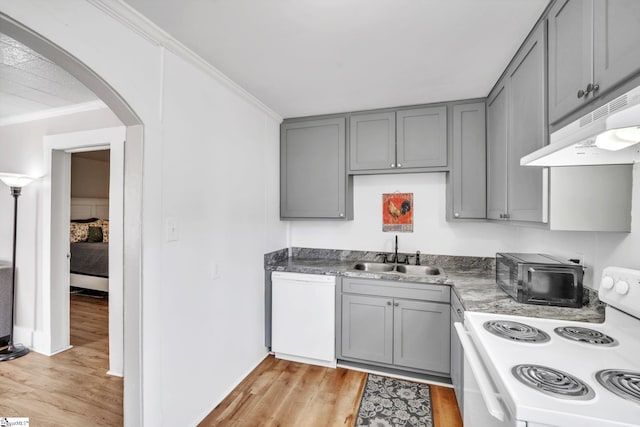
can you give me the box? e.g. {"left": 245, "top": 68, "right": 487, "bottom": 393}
{"left": 0, "top": 100, "right": 108, "bottom": 127}
{"left": 87, "top": 0, "right": 282, "bottom": 123}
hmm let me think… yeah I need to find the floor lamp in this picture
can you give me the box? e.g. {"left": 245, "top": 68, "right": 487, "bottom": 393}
{"left": 0, "top": 173, "right": 35, "bottom": 362}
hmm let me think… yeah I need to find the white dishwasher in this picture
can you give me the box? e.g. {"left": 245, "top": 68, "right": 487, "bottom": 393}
{"left": 271, "top": 271, "right": 336, "bottom": 368}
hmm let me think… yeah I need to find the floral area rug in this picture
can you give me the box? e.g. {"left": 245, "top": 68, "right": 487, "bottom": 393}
{"left": 355, "top": 374, "right": 433, "bottom": 427}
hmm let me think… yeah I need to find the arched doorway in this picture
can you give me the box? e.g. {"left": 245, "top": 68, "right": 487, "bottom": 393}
{"left": 1, "top": 12, "right": 143, "bottom": 426}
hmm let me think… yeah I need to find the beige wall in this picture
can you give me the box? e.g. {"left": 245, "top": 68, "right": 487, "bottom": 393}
{"left": 71, "top": 153, "right": 110, "bottom": 199}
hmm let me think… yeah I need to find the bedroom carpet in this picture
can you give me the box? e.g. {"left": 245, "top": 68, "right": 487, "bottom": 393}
{"left": 355, "top": 374, "right": 433, "bottom": 427}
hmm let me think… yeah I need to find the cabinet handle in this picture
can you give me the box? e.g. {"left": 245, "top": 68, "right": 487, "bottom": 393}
{"left": 578, "top": 83, "right": 600, "bottom": 99}
{"left": 457, "top": 308, "right": 463, "bottom": 316}
{"left": 454, "top": 212, "right": 460, "bottom": 218}
{"left": 339, "top": 213, "right": 344, "bottom": 217}
{"left": 397, "top": 163, "right": 402, "bottom": 168}
{"left": 394, "top": 302, "right": 399, "bottom": 307}
{"left": 499, "top": 213, "right": 504, "bottom": 219}
{"left": 387, "top": 301, "right": 392, "bottom": 306}
{"left": 390, "top": 163, "right": 395, "bottom": 168}
{"left": 504, "top": 213, "right": 510, "bottom": 219}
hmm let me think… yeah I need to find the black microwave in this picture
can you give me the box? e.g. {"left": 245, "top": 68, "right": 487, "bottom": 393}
{"left": 496, "top": 253, "right": 584, "bottom": 308}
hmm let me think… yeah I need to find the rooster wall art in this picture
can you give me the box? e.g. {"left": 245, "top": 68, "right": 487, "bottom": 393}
{"left": 382, "top": 193, "right": 413, "bottom": 232}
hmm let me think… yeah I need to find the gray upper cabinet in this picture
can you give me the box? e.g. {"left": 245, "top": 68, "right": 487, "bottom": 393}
{"left": 396, "top": 107, "right": 448, "bottom": 169}
{"left": 549, "top": 0, "right": 640, "bottom": 124}
{"left": 450, "top": 102, "right": 486, "bottom": 219}
{"left": 349, "top": 112, "right": 395, "bottom": 171}
{"left": 350, "top": 107, "right": 447, "bottom": 173}
{"left": 548, "top": 0, "right": 592, "bottom": 123}
{"left": 487, "top": 23, "right": 546, "bottom": 223}
{"left": 487, "top": 82, "right": 509, "bottom": 221}
{"left": 507, "top": 24, "right": 546, "bottom": 223}
{"left": 593, "top": 0, "right": 640, "bottom": 93}
{"left": 280, "top": 117, "right": 352, "bottom": 219}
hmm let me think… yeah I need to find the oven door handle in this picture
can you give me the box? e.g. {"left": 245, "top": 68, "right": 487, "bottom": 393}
{"left": 454, "top": 322, "right": 505, "bottom": 422}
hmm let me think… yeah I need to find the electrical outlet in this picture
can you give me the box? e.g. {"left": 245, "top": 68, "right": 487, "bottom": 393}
{"left": 165, "top": 218, "right": 179, "bottom": 242}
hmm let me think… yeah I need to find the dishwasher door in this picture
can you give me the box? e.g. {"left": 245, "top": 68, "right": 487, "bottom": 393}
{"left": 272, "top": 271, "right": 336, "bottom": 368}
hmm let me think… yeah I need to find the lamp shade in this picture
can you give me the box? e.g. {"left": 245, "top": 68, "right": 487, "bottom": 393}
{"left": 0, "top": 173, "right": 36, "bottom": 188}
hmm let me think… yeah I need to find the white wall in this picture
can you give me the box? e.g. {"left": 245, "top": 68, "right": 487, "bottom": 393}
{"left": 158, "top": 50, "right": 284, "bottom": 424}
{"left": 0, "top": 107, "right": 122, "bottom": 331}
{"left": 71, "top": 155, "right": 110, "bottom": 198}
{"left": 1, "top": 2, "right": 287, "bottom": 426}
{"left": 290, "top": 168, "right": 639, "bottom": 289}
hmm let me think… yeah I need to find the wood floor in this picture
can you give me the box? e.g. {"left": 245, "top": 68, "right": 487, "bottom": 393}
{"left": 1, "top": 297, "right": 462, "bottom": 427}
{"left": 200, "top": 355, "right": 462, "bottom": 427}
{"left": 0, "top": 294, "right": 123, "bottom": 426}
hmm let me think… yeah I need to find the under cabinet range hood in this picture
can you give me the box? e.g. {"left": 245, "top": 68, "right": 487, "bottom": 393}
{"left": 522, "top": 85, "right": 640, "bottom": 166}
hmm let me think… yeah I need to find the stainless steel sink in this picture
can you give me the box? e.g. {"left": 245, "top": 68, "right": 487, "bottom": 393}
{"left": 352, "top": 262, "right": 441, "bottom": 275}
{"left": 352, "top": 262, "right": 395, "bottom": 272}
{"left": 395, "top": 264, "right": 442, "bottom": 275}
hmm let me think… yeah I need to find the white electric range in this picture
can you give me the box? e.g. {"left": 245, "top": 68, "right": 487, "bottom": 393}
{"left": 455, "top": 266, "right": 640, "bottom": 427}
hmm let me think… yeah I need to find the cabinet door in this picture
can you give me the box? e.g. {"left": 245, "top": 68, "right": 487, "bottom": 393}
{"left": 393, "top": 299, "right": 450, "bottom": 374}
{"left": 341, "top": 294, "right": 393, "bottom": 364}
{"left": 593, "top": 0, "right": 640, "bottom": 92}
{"left": 507, "top": 24, "right": 547, "bottom": 223}
{"left": 548, "top": 0, "right": 593, "bottom": 124}
{"left": 281, "top": 117, "right": 347, "bottom": 219}
{"left": 349, "top": 112, "right": 396, "bottom": 171}
{"left": 396, "top": 107, "right": 447, "bottom": 169}
{"left": 451, "top": 102, "right": 486, "bottom": 219}
{"left": 450, "top": 295, "right": 464, "bottom": 414}
{"left": 486, "top": 83, "right": 508, "bottom": 220}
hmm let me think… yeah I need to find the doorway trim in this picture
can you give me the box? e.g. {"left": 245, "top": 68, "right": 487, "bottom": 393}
{"left": 42, "top": 126, "right": 125, "bottom": 376}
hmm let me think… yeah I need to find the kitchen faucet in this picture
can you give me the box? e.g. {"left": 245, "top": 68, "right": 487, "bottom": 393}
{"left": 394, "top": 235, "right": 398, "bottom": 264}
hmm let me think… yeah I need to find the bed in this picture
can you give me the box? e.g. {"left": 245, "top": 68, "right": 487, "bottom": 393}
{"left": 70, "top": 198, "right": 110, "bottom": 292}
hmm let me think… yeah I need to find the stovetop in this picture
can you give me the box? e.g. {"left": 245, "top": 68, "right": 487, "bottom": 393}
{"left": 465, "top": 309, "right": 640, "bottom": 426}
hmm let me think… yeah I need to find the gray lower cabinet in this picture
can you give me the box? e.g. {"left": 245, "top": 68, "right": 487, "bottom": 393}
{"left": 340, "top": 278, "right": 450, "bottom": 375}
{"left": 341, "top": 294, "right": 394, "bottom": 364}
{"left": 280, "top": 117, "right": 352, "bottom": 219}
{"left": 549, "top": 0, "right": 640, "bottom": 124}
{"left": 449, "top": 102, "right": 486, "bottom": 219}
{"left": 349, "top": 106, "right": 447, "bottom": 173}
{"left": 393, "top": 299, "right": 450, "bottom": 373}
{"left": 487, "top": 21, "right": 546, "bottom": 223}
{"left": 450, "top": 290, "right": 464, "bottom": 415}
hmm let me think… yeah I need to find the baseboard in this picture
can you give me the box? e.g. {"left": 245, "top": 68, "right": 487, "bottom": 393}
{"left": 274, "top": 352, "right": 337, "bottom": 368}
{"left": 337, "top": 360, "right": 454, "bottom": 388}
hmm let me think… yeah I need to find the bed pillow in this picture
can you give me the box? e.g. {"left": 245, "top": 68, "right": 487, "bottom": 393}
{"left": 70, "top": 220, "right": 103, "bottom": 242}
{"left": 101, "top": 220, "right": 109, "bottom": 243}
{"left": 70, "top": 222, "right": 89, "bottom": 242}
{"left": 87, "top": 226, "right": 103, "bottom": 243}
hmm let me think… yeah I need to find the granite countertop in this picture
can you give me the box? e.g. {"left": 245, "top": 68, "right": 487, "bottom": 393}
{"left": 266, "top": 248, "right": 605, "bottom": 323}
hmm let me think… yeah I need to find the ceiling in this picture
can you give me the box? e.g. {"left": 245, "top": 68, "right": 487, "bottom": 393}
{"left": 0, "top": 33, "right": 98, "bottom": 122}
{"left": 123, "top": 0, "right": 550, "bottom": 118}
{"left": 0, "top": 1, "right": 550, "bottom": 122}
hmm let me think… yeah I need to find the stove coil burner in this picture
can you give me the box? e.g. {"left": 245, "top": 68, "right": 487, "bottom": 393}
{"left": 512, "top": 364, "right": 595, "bottom": 400}
{"left": 596, "top": 370, "right": 640, "bottom": 404}
{"left": 483, "top": 320, "right": 550, "bottom": 343}
{"left": 554, "top": 326, "right": 617, "bottom": 346}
